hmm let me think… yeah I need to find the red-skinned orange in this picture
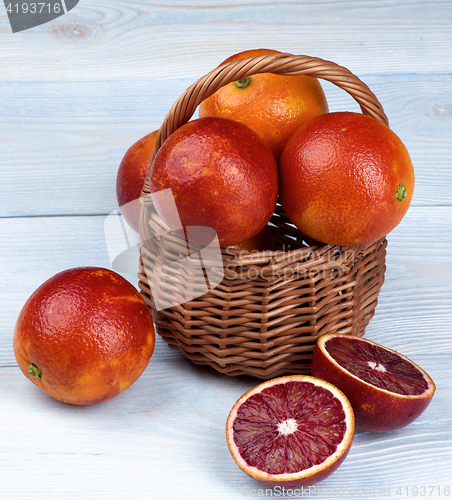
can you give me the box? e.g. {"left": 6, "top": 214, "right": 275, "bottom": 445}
{"left": 149, "top": 117, "right": 278, "bottom": 247}
{"left": 116, "top": 130, "right": 158, "bottom": 232}
{"left": 227, "top": 224, "right": 276, "bottom": 252}
{"left": 199, "top": 49, "right": 328, "bottom": 161}
{"left": 13, "top": 267, "right": 155, "bottom": 405}
{"left": 279, "top": 111, "right": 415, "bottom": 246}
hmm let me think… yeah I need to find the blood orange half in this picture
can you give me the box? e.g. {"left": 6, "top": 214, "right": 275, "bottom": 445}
{"left": 226, "top": 375, "right": 354, "bottom": 488}
{"left": 311, "top": 333, "right": 436, "bottom": 433}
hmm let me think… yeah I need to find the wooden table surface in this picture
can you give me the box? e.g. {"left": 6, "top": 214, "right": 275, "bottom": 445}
{"left": 1, "top": 1, "right": 451, "bottom": 499}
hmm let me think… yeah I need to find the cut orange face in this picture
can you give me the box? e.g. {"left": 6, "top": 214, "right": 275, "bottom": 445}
{"left": 226, "top": 375, "right": 355, "bottom": 488}
{"left": 311, "top": 333, "right": 436, "bottom": 433}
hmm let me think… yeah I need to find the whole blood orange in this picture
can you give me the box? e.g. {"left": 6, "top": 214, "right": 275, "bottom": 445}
{"left": 199, "top": 49, "right": 329, "bottom": 160}
{"left": 311, "top": 333, "right": 436, "bottom": 433}
{"left": 226, "top": 375, "right": 355, "bottom": 488}
{"left": 149, "top": 117, "right": 278, "bottom": 247}
{"left": 13, "top": 267, "right": 155, "bottom": 405}
{"left": 279, "top": 111, "right": 415, "bottom": 246}
{"left": 116, "top": 130, "right": 158, "bottom": 232}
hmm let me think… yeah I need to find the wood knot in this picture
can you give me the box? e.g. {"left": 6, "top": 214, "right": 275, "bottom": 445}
{"left": 47, "top": 20, "right": 96, "bottom": 41}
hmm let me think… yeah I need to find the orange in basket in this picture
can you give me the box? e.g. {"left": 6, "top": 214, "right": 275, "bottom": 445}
{"left": 279, "top": 111, "right": 415, "bottom": 246}
{"left": 199, "top": 48, "right": 329, "bottom": 161}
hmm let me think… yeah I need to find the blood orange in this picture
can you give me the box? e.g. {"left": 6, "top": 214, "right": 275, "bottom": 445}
{"left": 226, "top": 375, "right": 354, "bottom": 488}
{"left": 279, "top": 111, "right": 415, "bottom": 246}
{"left": 199, "top": 49, "right": 328, "bottom": 161}
{"left": 311, "top": 333, "right": 436, "bottom": 433}
{"left": 149, "top": 117, "right": 278, "bottom": 247}
{"left": 116, "top": 130, "right": 158, "bottom": 233}
{"left": 13, "top": 267, "right": 155, "bottom": 405}
{"left": 226, "top": 224, "right": 276, "bottom": 253}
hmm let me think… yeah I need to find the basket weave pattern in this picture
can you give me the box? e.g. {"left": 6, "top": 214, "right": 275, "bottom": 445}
{"left": 138, "top": 53, "right": 388, "bottom": 379}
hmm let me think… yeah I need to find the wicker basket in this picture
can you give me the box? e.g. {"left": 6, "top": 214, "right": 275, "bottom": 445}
{"left": 137, "top": 52, "right": 388, "bottom": 379}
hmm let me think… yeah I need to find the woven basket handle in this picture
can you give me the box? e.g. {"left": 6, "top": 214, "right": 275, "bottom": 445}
{"left": 141, "top": 52, "right": 388, "bottom": 196}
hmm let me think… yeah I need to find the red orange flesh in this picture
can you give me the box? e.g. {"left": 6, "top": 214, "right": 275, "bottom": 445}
{"left": 311, "top": 333, "right": 436, "bottom": 432}
{"left": 226, "top": 375, "right": 354, "bottom": 487}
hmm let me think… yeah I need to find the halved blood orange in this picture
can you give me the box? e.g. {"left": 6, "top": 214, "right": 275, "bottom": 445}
{"left": 311, "top": 333, "right": 436, "bottom": 433}
{"left": 226, "top": 375, "right": 355, "bottom": 488}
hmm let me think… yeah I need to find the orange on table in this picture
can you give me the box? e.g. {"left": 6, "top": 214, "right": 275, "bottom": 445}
{"left": 13, "top": 267, "right": 155, "bottom": 405}
{"left": 279, "top": 111, "right": 415, "bottom": 246}
{"left": 199, "top": 48, "right": 329, "bottom": 161}
{"left": 226, "top": 375, "right": 354, "bottom": 488}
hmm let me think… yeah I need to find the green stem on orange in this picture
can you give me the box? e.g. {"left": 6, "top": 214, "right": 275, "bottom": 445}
{"left": 395, "top": 184, "right": 408, "bottom": 201}
{"left": 235, "top": 77, "right": 251, "bottom": 89}
{"left": 28, "top": 362, "right": 42, "bottom": 379}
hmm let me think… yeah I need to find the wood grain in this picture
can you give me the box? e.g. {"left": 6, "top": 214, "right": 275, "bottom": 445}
{"left": 1, "top": 1, "right": 451, "bottom": 81}
{"left": 1, "top": 75, "right": 452, "bottom": 217}
{"left": 1, "top": 207, "right": 451, "bottom": 362}
{"left": 1, "top": 0, "right": 451, "bottom": 498}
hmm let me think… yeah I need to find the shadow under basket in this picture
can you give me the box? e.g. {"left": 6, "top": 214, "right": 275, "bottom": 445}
{"left": 137, "top": 52, "right": 389, "bottom": 380}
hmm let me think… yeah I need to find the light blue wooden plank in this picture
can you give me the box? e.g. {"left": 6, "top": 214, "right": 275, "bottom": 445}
{"left": 2, "top": 207, "right": 452, "bottom": 364}
{"left": 0, "top": 214, "right": 139, "bottom": 365}
{"left": 1, "top": 75, "right": 452, "bottom": 218}
{"left": 1, "top": 1, "right": 451, "bottom": 498}
{"left": 0, "top": 352, "right": 450, "bottom": 500}
{"left": 0, "top": 1, "right": 451, "bottom": 81}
